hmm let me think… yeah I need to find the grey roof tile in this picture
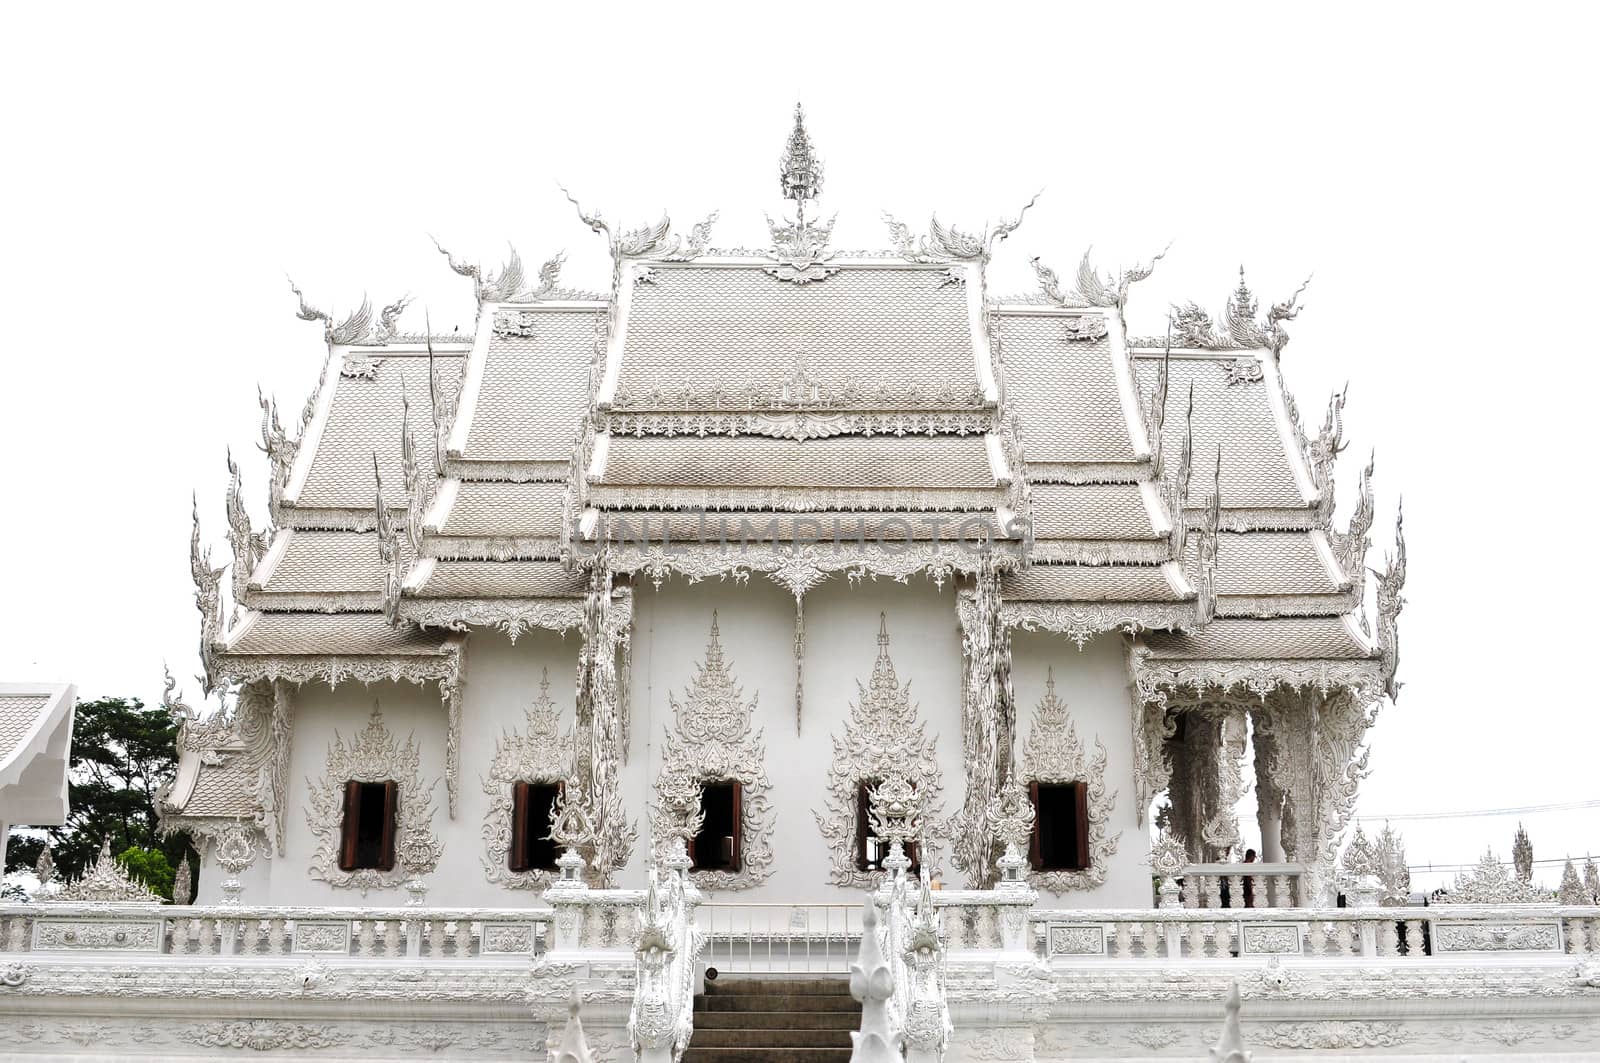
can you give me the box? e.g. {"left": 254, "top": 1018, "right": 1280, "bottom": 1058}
{"left": 461, "top": 310, "right": 600, "bottom": 463}
{"left": 616, "top": 265, "right": 982, "bottom": 409}
{"left": 1142, "top": 617, "right": 1370, "bottom": 660}
{"left": 1134, "top": 356, "right": 1310, "bottom": 511}
{"left": 998, "top": 314, "right": 1137, "bottom": 463}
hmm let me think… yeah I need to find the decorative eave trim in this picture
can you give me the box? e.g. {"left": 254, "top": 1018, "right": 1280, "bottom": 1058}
{"left": 1024, "top": 539, "right": 1172, "bottom": 565}
{"left": 602, "top": 541, "right": 1017, "bottom": 595}
{"left": 1181, "top": 505, "right": 1321, "bottom": 532}
{"left": 401, "top": 597, "right": 585, "bottom": 640}
{"left": 213, "top": 650, "right": 461, "bottom": 693}
{"left": 421, "top": 536, "right": 563, "bottom": 562}
{"left": 1215, "top": 591, "right": 1362, "bottom": 618}
{"left": 274, "top": 506, "right": 387, "bottom": 533}
{"left": 1131, "top": 656, "right": 1385, "bottom": 702}
{"left": 588, "top": 484, "right": 1004, "bottom": 513}
{"left": 244, "top": 592, "right": 384, "bottom": 614}
{"left": 400, "top": 590, "right": 631, "bottom": 640}
{"left": 603, "top": 409, "right": 997, "bottom": 441}
{"left": 1019, "top": 461, "right": 1150, "bottom": 485}
{"left": 443, "top": 308, "right": 494, "bottom": 459}
{"left": 1000, "top": 601, "right": 1198, "bottom": 648}
{"left": 439, "top": 459, "right": 571, "bottom": 484}
{"left": 282, "top": 351, "right": 339, "bottom": 506}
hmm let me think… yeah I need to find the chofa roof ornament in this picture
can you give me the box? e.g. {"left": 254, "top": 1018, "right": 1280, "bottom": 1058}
{"left": 778, "top": 102, "right": 824, "bottom": 223}
{"left": 767, "top": 103, "right": 837, "bottom": 283}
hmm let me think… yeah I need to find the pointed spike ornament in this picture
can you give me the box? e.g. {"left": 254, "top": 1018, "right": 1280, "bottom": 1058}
{"left": 1208, "top": 982, "right": 1253, "bottom": 1062}
{"left": 554, "top": 988, "right": 597, "bottom": 1063}
{"left": 848, "top": 897, "right": 901, "bottom": 1063}
{"left": 1374, "top": 501, "right": 1407, "bottom": 701}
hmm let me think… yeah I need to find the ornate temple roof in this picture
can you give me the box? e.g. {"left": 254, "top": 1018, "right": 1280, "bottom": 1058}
{"left": 183, "top": 107, "right": 1402, "bottom": 734}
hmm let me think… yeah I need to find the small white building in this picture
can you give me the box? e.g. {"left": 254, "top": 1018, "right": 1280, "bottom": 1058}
{"left": 0, "top": 683, "right": 76, "bottom": 873}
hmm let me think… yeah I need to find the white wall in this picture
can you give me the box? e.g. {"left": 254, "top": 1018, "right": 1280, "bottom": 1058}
{"left": 205, "top": 584, "right": 1152, "bottom": 908}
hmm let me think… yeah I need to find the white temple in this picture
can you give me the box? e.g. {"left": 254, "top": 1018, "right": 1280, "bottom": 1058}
{"left": 3, "top": 108, "right": 1597, "bottom": 1061}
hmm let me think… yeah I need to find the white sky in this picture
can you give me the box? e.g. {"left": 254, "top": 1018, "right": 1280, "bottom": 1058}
{"left": 2, "top": 2, "right": 1595, "bottom": 891}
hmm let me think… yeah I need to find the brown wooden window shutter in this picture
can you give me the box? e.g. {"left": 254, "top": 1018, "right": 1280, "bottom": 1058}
{"left": 1028, "top": 780, "right": 1043, "bottom": 871}
{"left": 510, "top": 781, "right": 532, "bottom": 872}
{"left": 1072, "top": 780, "right": 1090, "bottom": 871}
{"left": 339, "top": 780, "right": 362, "bottom": 871}
{"left": 377, "top": 780, "right": 398, "bottom": 871}
{"left": 729, "top": 781, "right": 743, "bottom": 872}
{"left": 856, "top": 780, "right": 872, "bottom": 870}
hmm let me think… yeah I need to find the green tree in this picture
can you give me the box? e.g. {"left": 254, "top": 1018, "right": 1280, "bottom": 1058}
{"left": 4, "top": 696, "right": 193, "bottom": 900}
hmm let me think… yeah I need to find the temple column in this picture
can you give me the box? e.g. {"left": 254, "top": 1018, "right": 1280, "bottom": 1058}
{"left": 1250, "top": 708, "right": 1285, "bottom": 863}
{"left": 1201, "top": 709, "right": 1246, "bottom": 861}
{"left": 1165, "top": 710, "right": 1226, "bottom": 863}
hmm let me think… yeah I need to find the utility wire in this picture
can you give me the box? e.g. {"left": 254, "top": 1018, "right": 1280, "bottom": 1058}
{"left": 1354, "top": 798, "right": 1600, "bottom": 822}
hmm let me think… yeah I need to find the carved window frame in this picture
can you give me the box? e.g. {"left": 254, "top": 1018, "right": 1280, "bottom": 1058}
{"left": 1021, "top": 669, "right": 1118, "bottom": 893}
{"left": 814, "top": 616, "right": 944, "bottom": 889}
{"left": 482, "top": 669, "right": 574, "bottom": 890}
{"left": 305, "top": 705, "right": 441, "bottom": 895}
{"left": 653, "top": 614, "right": 775, "bottom": 891}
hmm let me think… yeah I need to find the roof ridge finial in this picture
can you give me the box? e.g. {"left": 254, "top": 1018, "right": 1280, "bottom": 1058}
{"left": 779, "top": 102, "right": 824, "bottom": 229}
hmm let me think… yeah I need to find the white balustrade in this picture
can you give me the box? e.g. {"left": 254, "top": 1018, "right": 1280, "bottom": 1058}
{"left": 1173, "top": 862, "right": 1306, "bottom": 909}
{"left": 697, "top": 902, "right": 864, "bottom": 973}
{"left": 0, "top": 904, "right": 552, "bottom": 959}
{"left": 1030, "top": 904, "right": 1600, "bottom": 961}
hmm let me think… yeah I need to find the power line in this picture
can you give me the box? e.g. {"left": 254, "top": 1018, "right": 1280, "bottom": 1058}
{"left": 1355, "top": 798, "right": 1600, "bottom": 822}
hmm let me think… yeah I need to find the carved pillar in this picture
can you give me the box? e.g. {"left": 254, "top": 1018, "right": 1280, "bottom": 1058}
{"left": 1250, "top": 708, "right": 1285, "bottom": 863}
{"left": 268, "top": 680, "right": 294, "bottom": 853}
{"left": 1267, "top": 688, "right": 1318, "bottom": 890}
{"left": 953, "top": 564, "right": 1014, "bottom": 888}
{"left": 1131, "top": 700, "right": 1175, "bottom": 827}
{"left": 1201, "top": 709, "right": 1246, "bottom": 861}
{"left": 1162, "top": 713, "right": 1196, "bottom": 861}
{"left": 1166, "top": 709, "right": 1225, "bottom": 863}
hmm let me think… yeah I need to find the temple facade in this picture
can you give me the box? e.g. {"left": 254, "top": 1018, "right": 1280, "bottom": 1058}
{"left": 6, "top": 110, "right": 1597, "bottom": 1062}
{"left": 163, "top": 111, "right": 1401, "bottom": 916}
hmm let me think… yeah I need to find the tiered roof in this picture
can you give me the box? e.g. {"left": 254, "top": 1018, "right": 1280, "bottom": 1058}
{"left": 169, "top": 111, "right": 1404, "bottom": 831}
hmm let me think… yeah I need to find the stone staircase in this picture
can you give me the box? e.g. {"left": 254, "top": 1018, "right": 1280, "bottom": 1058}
{"left": 683, "top": 976, "right": 859, "bottom": 1062}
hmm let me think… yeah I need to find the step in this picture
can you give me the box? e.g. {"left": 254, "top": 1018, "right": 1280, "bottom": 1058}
{"left": 690, "top": 1027, "right": 854, "bottom": 1049}
{"left": 682, "top": 1049, "right": 852, "bottom": 1063}
{"left": 693, "top": 1010, "right": 861, "bottom": 1031}
{"left": 703, "top": 977, "right": 855, "bottom": 997}
{"left": 697, "top": 993, "right": 862, "bottom": 1013}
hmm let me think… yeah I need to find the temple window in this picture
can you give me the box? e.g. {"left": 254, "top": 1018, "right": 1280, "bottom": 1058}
{"left": 691, "top": 780, "right": 743, "bottom": 872}
{"left": 854, "top": 779, "right": 919, "bottom": 874}
{"left": 338, "top": 780, "right": 396, "bottom": 871}
{"left": 1029, "top": 781, "right": 1090, "bottom": 871}
{"left": 509, "top": 780, "right": 563, "bottom": 872}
